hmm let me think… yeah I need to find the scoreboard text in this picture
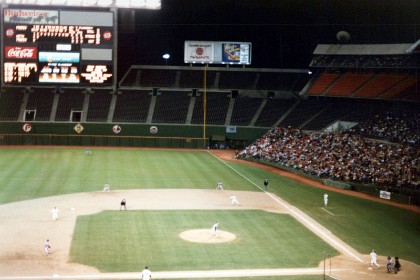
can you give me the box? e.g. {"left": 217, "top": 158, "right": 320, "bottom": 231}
{"left": 2, "top": 8, "right": 114, "bottom": 86}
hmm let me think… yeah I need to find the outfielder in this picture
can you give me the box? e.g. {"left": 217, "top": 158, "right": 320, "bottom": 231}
{"left": 323, "top": 193, "right": 329, "bottom": 207}
{"left": 51, "top": 207, "right": 59, "bottom": 221}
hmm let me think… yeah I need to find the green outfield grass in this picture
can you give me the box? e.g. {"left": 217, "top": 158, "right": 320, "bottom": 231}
{"left": 70, "top": 210, "right": 337, "bottom": 272}
{"left": 0, "top": 148, "right": 256, "bottom": 204}
{"left": 1, "top": 147, "right": 419, "bottom": 270}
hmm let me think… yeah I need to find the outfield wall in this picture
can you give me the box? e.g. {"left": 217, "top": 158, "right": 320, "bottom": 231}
{"left": 0, "top": 122, "right": 268, "bottom": 149}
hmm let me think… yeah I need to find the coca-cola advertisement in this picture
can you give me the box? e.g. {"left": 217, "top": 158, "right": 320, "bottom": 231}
{"left": 5, "top": 46, "right": 37, "bottom": 59}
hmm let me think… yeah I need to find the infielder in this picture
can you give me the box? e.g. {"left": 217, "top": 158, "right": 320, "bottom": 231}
{"left": 323, "top": 193, "right": 329, "bottom": 207}
{"left": 103, "top": 182, "right": 110, "bottom": 192}
{"left": 141, "top": 266, "right": 152, "bottom": 280}
{"left": 230, "top": 194, "right": 241, "bottom": 206}
{"left": 120, "top": 198, "right": 127, "bottom": 211}
{"left": 216, "top": 181, "right": 224, "bottom": 190}
{"left": 370, "top": 249, "right": 381, "bottom": 268}
{"left": 51, "top": 207, "right": 59, "bottom": 221}
{"left": 211, "top": 222, "right": 220, "bottom": 238}
{"left": 44, "top": 239, "right": 51, "bottom": 255}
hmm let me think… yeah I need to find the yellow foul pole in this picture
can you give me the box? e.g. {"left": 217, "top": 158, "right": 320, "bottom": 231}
{"left": 203, "top": 65, "right": 207, "bottom": 148}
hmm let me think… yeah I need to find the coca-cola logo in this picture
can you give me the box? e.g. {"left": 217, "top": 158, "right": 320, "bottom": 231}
{"left": 5, "top": 46, "right": 37, "bottom": 59}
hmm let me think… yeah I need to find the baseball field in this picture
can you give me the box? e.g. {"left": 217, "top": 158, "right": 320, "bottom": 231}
{"left": 0, "top": 147, "right": 419, "bottom": 280}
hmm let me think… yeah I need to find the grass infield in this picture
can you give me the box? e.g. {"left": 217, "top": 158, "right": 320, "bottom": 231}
{"left": 70, "top": 210, "right": 337, "bottom": 272}
{"left": 1, "top": 147, "right": 419, "bottom": 270}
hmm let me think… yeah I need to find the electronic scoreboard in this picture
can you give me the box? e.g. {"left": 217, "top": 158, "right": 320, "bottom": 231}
{"left": 2, "top": 8, "right": 115, "bottom": 87}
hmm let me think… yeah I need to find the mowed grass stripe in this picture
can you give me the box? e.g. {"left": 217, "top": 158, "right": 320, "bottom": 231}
{"left": 0, "top": 148, "right": 255, "bottom": 204}
{"left": 70, "top": 210, "right": 338, "bottom": 272}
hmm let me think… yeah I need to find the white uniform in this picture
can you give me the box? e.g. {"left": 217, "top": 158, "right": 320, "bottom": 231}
{"left": 323, "top": 194, "right": 328, "bottom": 207}
{"left": 211, "top": 222, "right": 219, "bottom": 237}
{"left": 230, "top": 194, "right": 240, "bottom": 206}
{"left": 51, "top": 207, "right": 59, "bottom": 220}
{"left": 44, "top": 240, "right": 51, "bottom": 255}
{"left": 103, "top": 183, "right": 110, "bottom": 192}
{"left": 216, "top": 182, "right": 224, "bottom": 190}
{"left": 141, "top": 267, "right": 152, "bottom": 280}
{"left": 370, "top": 250, "right": 381, "bottom": 268}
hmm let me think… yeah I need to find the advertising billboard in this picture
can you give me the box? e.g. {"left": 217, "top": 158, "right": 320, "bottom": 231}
{"left": 184, "top": 41, "right": 214, "bottom": 64}
{"left": 184, "top": 41, "right": 251, "bottom": 65}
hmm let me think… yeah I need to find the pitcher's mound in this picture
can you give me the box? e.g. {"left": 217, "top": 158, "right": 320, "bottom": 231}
{"left": 179, "top": 229, "right": 236, "bottom": 243}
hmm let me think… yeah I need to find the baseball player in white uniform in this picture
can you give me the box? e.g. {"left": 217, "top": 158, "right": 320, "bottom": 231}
{"left": 230, "top": 194, "right": 241, "bottom": 206}
{"left": 141, "top": 266, "right": 152, "bottom": 280}
{"left": 370, "top": 249, "right": 381, "bottom": 268}
{"left": 103, "top": 182, "right": 110, "bottom": 192}
{"left": 211, "top": 222, "right": 220, "bottom": 238}
{"left": 216, "top": 181, "right": 224, "bottom": 190}
{"left": 323, "top": 194, "right": 329, "bottom": 207}
{"left": 51, "top": 207, "right": 59, "bottom": 221}
{"left": 44, "top": 239, "right": 51, "bottom": 255}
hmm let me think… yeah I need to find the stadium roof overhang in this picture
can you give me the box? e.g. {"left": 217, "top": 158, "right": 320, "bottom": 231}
{"left": 313, "top": 43, "right": 415, "bottom": 55}
{"left": 0, "top": 0, "right": 161, "bottom": 10}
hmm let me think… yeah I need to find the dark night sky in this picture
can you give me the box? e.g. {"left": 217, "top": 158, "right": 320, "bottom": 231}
{"left": 117, "top": 0, "right": 419, "bottom": 74}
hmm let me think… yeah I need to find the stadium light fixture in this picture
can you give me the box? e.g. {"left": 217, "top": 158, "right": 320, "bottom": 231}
{"left": 162, "top": 53, "right": 170, "bottom": 65}
{"left": 0, "top": 0, "right": 161, "bottom": 9}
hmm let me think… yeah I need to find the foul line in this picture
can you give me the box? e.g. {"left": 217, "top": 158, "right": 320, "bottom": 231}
{"left": 208, "top": 151, "right": 365, "bottom": 263}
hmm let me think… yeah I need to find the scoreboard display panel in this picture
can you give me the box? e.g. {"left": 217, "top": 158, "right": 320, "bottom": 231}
{"left": 2, "top": 8, "right": 115, "bottom": 87}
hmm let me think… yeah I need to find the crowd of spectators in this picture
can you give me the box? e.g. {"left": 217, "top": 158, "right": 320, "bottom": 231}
{"left": 236, "top": 126, "right": 419, "bottom": 194}
{"left": 348, "top": 111, "right": 420, "bottom": 147}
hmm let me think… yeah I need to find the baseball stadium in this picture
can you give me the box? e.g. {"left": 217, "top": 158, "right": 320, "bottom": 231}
{"left": 0, "top": 1, "right": 419, "bottom": 280}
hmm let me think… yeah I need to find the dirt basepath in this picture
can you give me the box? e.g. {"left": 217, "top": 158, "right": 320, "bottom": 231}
{"left": 0, "top": 148, "right": 418, "bottom": 280}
